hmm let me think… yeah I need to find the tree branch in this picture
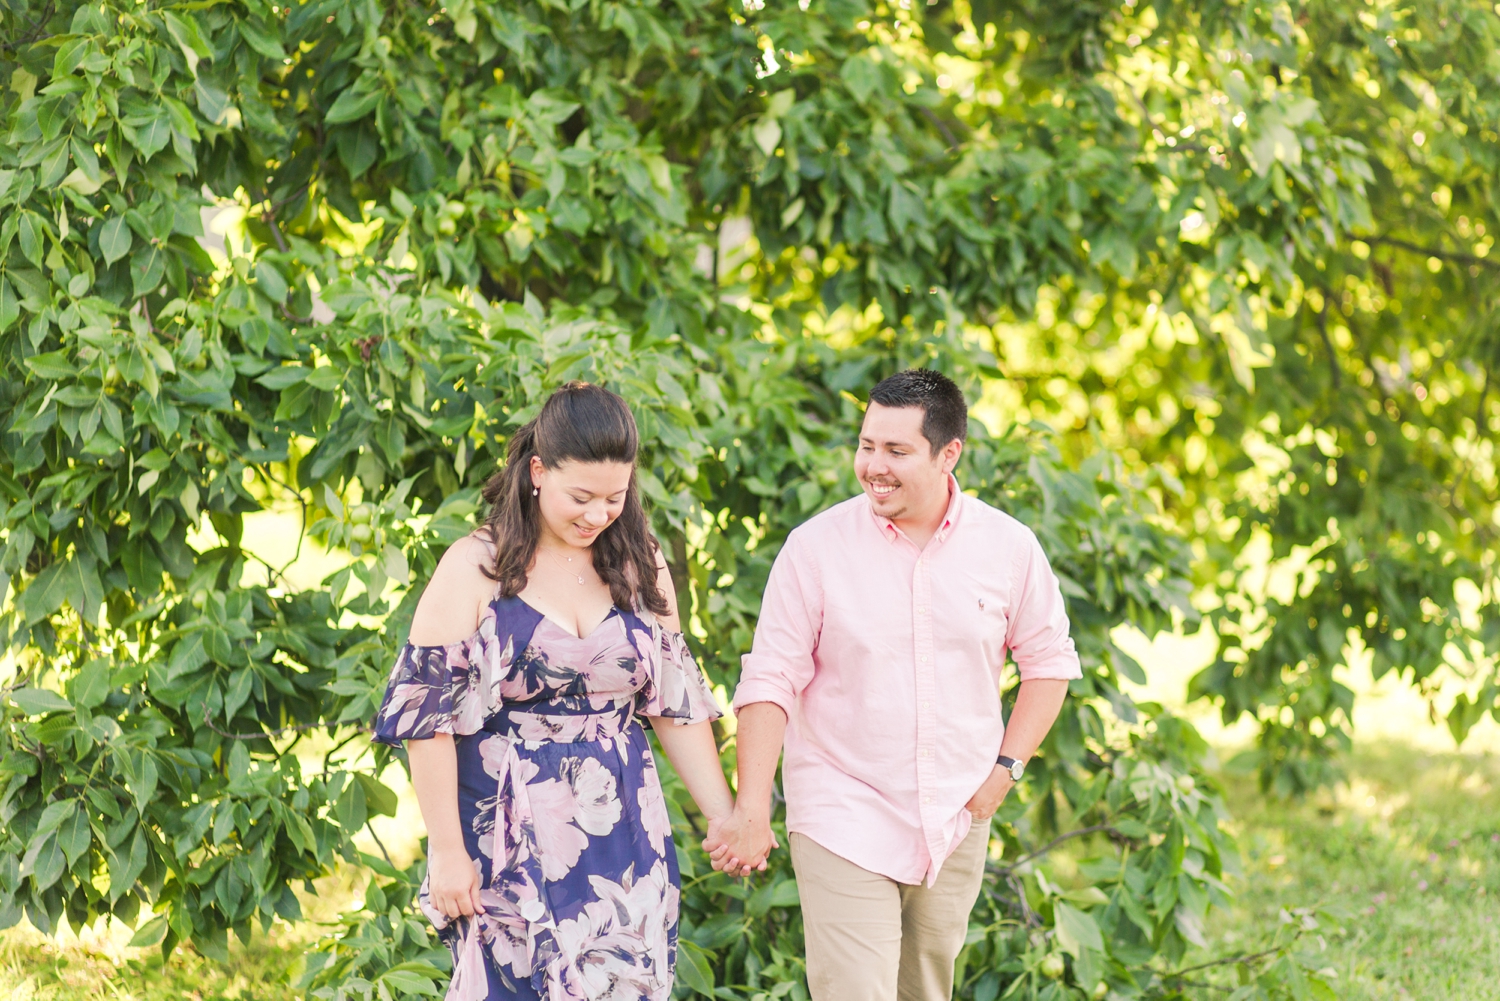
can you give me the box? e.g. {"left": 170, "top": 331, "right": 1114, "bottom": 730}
{"left": 0, "top": 1, "right": 55, "bottom": 52}
{"left": 1166, "top": 945, "right": 1282, "bottom": 978}
{"left": 919, "top": 107, "right": 961, "bottom": 152}
{"left": 201, "top": 704, "right": 368, "bottom": 740}
{"left": 1358, "top": 234, "right": 1500, "bottom": 271}
{"left": 1102, "top": 70, "right": 1207, "bottom": 153}
{"left": 1313, "top": 295, "right": 1340, "bottom": 388}
{"left": 262, "top": 210, "right": 291, "bottom": 254}
{"left": 998, "top": 823, "right": 1121, "bottom": 872}
{"left": 365, "top": 821, "right": 396, "bottom": 869}
{"left": 1478, "top": 364, "right": 1491, "bottom": 436}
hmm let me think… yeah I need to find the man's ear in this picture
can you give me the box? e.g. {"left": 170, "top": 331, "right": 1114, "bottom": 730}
{"left": 941, "top": 439, "right": 964, "bottom": 473}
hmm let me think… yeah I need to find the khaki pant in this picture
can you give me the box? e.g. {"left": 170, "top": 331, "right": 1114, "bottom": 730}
{"left": 790, "top": 823, "right": 989, "bottom": 1001}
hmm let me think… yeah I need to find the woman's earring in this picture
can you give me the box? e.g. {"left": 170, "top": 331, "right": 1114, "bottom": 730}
{"left": 532, "top": 487, "right": 539, "bottom": 497}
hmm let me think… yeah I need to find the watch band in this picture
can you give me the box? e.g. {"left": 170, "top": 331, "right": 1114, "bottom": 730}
{"left": 996, "top": 755, "right": 1026, "bottom": 782}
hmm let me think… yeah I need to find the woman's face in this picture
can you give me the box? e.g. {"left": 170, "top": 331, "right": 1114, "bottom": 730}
{"left": 531, "top": 458, "right": 634, "bottom": 548}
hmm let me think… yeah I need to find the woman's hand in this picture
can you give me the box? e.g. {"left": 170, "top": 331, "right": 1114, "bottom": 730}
{"left": 407, "top": 735, "right": 482, "bottom": 919}
{"left": 427, "top": 844, "right": 485, "bottom": 918}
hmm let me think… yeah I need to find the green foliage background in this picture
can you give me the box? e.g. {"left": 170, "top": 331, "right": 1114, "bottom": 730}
{"left": 0, "top": 0, "right": 1495, "bottom": 998}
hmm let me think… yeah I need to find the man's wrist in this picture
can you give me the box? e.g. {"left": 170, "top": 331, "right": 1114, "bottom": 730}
{"left": 732, "top": 801, "right": 772, "bottom": 823}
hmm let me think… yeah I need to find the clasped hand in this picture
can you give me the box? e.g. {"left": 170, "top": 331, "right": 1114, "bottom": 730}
{"left": 702, "top": 769, "right": 1012, "bottom": 876}
{"left": 702, "top": 806, "right": 778, "bottom": 877}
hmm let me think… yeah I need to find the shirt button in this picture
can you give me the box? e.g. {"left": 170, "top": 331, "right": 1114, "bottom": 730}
{"left": 920, "top": 701, "right": 929, "bottom": 710}
{"left": 922, "top": 796, "right": 932, "bottom": 805}
{"left": 919, "top": 655, "right": 928, "bottom": 663}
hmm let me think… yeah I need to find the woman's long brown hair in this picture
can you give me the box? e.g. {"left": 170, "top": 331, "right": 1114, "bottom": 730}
{"left": 479, "top": 382, "right": 669, "bottom": 616}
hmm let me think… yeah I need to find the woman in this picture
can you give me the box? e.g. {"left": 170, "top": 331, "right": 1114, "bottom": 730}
{"left": 374, "top": 382, "right": 748, "bottom": 1000}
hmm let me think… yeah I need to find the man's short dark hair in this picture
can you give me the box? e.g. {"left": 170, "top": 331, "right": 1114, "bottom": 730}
{"left": 867, "top": 369, "right": 968, "bottom": 454}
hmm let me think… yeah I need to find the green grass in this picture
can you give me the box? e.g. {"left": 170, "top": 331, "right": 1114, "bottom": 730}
{"left": 0, "top": 864, "right": 362, "bottom": 1001}
{"left": 3, "top": 742, "right": 1497, "bottom": 1000}
{"left": 0, "top": 923, "right": 308, "bottom": 1001}
{"left": 1203, "top": 743, "right": 1500, "bottom": 1000}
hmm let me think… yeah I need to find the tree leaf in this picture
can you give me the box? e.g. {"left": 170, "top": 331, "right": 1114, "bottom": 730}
{"left": 840, "top": 53, "right": 881, "bottom": 104}
{"left": 25, "top": 835, "right": 65, "bottom": 891}
{"left": 18, "top": 212, "right": 43, "bottom": 266}
{"left": 256, "top": 365, "right": 310, "bottom": 389}
{"left": 127, "top": 914, "right": 169, "bottom": 948}
{"left": 59, "top": 808, "right": 92, "bottom": 866}
{"left": 72, "top": 658, "right": 112, "bottom": 710}
{"left": 238, "top": 19, "right": 284, "bottom": 59}
{"left": 38, "top": 143, "right": 71, "bottom": 189}
{"left": 1, "top": 279, "right": 22, "bottom": 333}
{"left": 20, "top": 560, "right": 80, "bottom": 625}
{"left": 69, "top": 137, "right": 100, "bottom": 183}
{"left": 1053, "top": 901, "right": 1104, "bottom": 958}
{"left": 254, "top": 260, "right": 289, "bottom": 302}
{"left": 99, "top": 216, "right": 133, "bottom": 266}
{"left": 125, "top": 110, "right": 172, "bottom": 159}
{"left": 34, "top": 800, "right": 77, "bottom": 838}
{"left": 131, "top": 244, "right": 166, "bottom": 297}
{"left": 194, "top": 77, "right": 232, "bottom": 126}
{"left": 325, "top": 86, "right": 383, "bottom": 125}
{"left": 379, "top": 970, "right": 438, "bottom": 996}
{"left": 161, "top": 11, "right": 213, "bottom": 76}
{"left": 354, "top": 773, "right": 399, "bottom": 818}
{"left": 675, "top": 940, "right": 715, "bottom": 996}
{"left": 752, "top": 117, "right": 782, "bottom": 157}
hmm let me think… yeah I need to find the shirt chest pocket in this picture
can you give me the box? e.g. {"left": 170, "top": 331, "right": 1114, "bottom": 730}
{"left": 962, "top": 591, "right": 1012, "bottom": 661}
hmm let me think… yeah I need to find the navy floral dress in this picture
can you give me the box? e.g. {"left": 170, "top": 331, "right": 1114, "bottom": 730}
{"left": 373, "top": 595, "right": 722, "bottom": 1001}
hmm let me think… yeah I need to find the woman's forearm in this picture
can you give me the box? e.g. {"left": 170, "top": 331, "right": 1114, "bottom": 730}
{"left": 645, "top": 719, "right": 734, "bottom": 822}
{"left": 406, "top": 733, "right": 467, "bottom": 854}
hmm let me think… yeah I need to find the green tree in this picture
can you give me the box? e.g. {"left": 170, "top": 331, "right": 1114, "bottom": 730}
{"left": 4, "top": 0, "right": 1487, "bottom": 997}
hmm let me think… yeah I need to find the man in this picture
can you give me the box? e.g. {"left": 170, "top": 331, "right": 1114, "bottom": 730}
{"left": 705, "top": 369, "right": 1080, "bottom": 1001}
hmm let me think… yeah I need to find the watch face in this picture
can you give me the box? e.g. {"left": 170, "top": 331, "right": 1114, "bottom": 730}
{"left": 1009, "top": 762, "right": 1025, "bottom": 781}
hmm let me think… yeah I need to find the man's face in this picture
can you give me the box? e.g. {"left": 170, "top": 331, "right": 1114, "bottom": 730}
{"left": 854, "top": 403, "right": 960, "bottom": 524}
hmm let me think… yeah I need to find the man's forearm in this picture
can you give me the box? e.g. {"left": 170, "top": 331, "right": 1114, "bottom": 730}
{"left": 998, "top": 678, "right": 1071, "bottom": 761}
{"left": 966, "top": 679, "right": 1072, "bottom": 819}
{"left": 733, "top": 701, "right": 788, "bottom": 817}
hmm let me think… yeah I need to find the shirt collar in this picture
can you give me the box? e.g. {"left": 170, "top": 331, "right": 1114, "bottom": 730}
{"left": 871, "top": 474, "right": 964, "bottom": 545}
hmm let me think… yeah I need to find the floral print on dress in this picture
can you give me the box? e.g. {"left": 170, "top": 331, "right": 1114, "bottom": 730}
{"left": 374, "top": 596, "right": 721, "bottom": 1001}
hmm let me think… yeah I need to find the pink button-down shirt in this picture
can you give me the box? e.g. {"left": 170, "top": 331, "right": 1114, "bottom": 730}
{"left": 732, "top": 477, "right": 1081, "bottom": 885}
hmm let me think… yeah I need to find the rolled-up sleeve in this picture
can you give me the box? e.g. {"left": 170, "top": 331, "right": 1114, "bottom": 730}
{"left": 733, "top": 532, "right": 822, "bottom": 716}
{"left": 1005, "top": 532, "right": 1082, "bottom": 682}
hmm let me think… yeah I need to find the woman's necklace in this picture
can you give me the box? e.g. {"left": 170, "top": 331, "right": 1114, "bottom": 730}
{"left": 541, "top": 545, "right": 588, "bottom": 585}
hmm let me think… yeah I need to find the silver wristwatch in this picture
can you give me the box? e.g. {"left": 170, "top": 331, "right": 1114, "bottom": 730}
{"left": 996, "top": 755, "right": 1026, "bottom": 782}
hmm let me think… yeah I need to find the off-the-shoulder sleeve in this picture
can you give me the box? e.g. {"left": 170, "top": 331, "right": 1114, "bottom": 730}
{"left": 372, "top": 613, "right": 515, "bottom": 744}
{"left": 635, "top": 627, "right": 724, "bottom": 726}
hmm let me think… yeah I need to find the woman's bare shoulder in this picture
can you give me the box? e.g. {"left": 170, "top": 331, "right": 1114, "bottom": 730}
{"left": 407, "top": 533, "right": 499, "bottom": 645}
{"left": 652, "top": 547, "right": 682, "bottom": 632}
